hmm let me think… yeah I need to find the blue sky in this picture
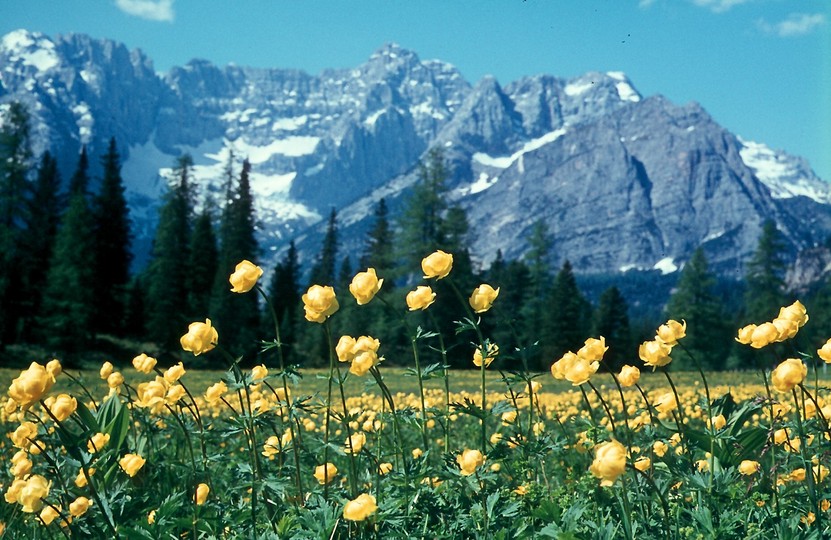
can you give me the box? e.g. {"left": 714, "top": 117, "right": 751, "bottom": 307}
{"left": 2, "top": 0, "right": 829, "bottom": 179}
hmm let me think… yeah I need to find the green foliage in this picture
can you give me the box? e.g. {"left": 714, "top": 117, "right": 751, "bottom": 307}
{"left": 549, "top": 261, "right": 591, "bottom": 364}
{"left": 186, "top": 201, "right": 218, "bottom": 319}
{"left": 743, "top": 220, "right": 786, "bottom": 324}
{"left": 592, "top": 287, "right": 632, "bottom": 371}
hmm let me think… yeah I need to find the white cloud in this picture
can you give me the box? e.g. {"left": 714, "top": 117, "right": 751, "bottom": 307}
{"left": 758, "top": 13, "right": 827, "bottom": 37}
{"left": 638, "top": 0, "right": 658, "bottom": 8}
{"left": 691, "top": 0, "right": 751, "bottom": 13}
{"left": 114, "top": 0, "right": 175, "bottom": 22}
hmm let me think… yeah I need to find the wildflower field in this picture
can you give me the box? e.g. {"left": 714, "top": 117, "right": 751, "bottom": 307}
{"left": 3, "top": 253, "right": 831, "bottom": 539}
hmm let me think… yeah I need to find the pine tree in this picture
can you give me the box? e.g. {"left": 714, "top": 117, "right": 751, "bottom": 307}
{"left": 265, "top": 241, "right": 301, "bottom": 361}
{"left": 19, "top": 152, "right": 63, "bottom": 340}
{"left": 397, "top": 147, "right": 449, "bottom": 277}
{"left": 743, "top": 220, "right": 786, "bottom": 323}
{"left": 187, "top": 200, "right": 218, "bottom": 319}
{"left": 92, "top": 138, "right": 133, "bottom": 334}
{"left": 145, "top": 155, "right": 194, "bottom": 348}
{"left": 210, "top": 158, "right": 260, "bottom": 356}
{"left": 666, "top": 248, "right": 730, "bottom": 370}
{"left": 592, "top": 286, "right": 632, "bottom": 371}
{"left": 359, "top": 198, "right": 394, "bottom": 275}
{"left": 521, "top": 220, "right": 554, "bottom": 362}
{"left": 549, "top": 261, "right": 591, "bottom": 363}
{"left": 309, "top": 208, "right": 338, "bottom": 287}
{"left": 0, "top": 102, "right": 33, "bottom": 345}
{"left": 486, "top": 251, "right": 532, "bottom": 369}
{"left": 68, "top": 146, "right": 90, "bottom": 196}
{"left": 39, "top": 150, "right": 96, "bottom": 353}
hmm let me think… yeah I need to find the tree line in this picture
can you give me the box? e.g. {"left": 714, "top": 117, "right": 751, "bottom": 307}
{"left": 1, "top": 102, "right": 825, "bottom": 371}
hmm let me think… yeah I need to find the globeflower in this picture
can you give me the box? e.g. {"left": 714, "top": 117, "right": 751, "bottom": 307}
{"left": 132, "top": 353, "right": 157, "bottom": 374}
{"left": 88, "top": 432, "right": 110, "bottom": 454}
{"left": 735, "top": 324, "right": 756, "bottom": 345}
{"left": 638, "top": 340, "right": 672, "bottom": 370}
{"left": 749, "top": 322, "right": 778, "bottom": 349}
{"left": 770, "top": 358, "right": 807, "bottom": 392}
{"left": 473, "top": 343, "right": 499, "bottom": 368}
{"left": 119, "top": 453, "right": 146, "bottom": 477}
{"left": 47, "top": 394, "right": 77, "bottom": 422}
{"left": 589, "top": 440, "right": 627, "bottom": 487}
{"left": 345, "top": 432, "right": 366, "bottom": 454}
{"left": 8, "top": 362, "right": 55, "bottom": 409}
{"left": 164, "top": 362, "right": 186, "bottom": 384}
{"left": 343, "top": 493, "right": 377, "bottom": 522}
{"left": 18, "top": 475, "right": 50, "bottom": 513}
{"left": 349, "top": 268, "right": 383, "bottom": 305}
{"left": 654, "top": 392, "right": 678, "bottom": 415}
{"left": 739, "top": 460, "right": 760, "bottom": 476}
{"left": 205, "top": 381, "right": 227, "bottom": 404}
{"left": 421, "top": 250, "right": 453, "bottom": 279}
{"left": 457, "top": 448, "right": 485, "bottom": 476}
{"left": 655, "top": 319, "right": 686, "bottom": 346}
{"left": 406, "top": 285, "right": 436, "bottom": 311}
{"left": 99, "top": 361, "right": 113, "bottom": 379}
{"left": 350, "top": 350, "right": 378, "bottom": 376}
{"left": 180, "top": 319, "right": 218, "bottom": 356}
{"left": 336, "top": 335, "right": 358, "bottom": 362}
{"left": 229, "top": 259, "right": 263, "bottom": 293}
{"left": 468, "top": 284, "right": 499, "bottom": 313}
{"left": 577, "top": 337, "right": 608, "bottom": 363}
{"left": 69, "top": 496, "right": 92, "bottom": 517}
{"left": 195, "top": 483, "right": 210, "bottom": 505}
{"left": 818, "top": 338, "right": 831, "bottom": 364}
{"left": 302, "top": 285, "right": 339, "bottom": 323}
{"left": 617, "top": 365, "right": 640, "bottom": 388}
{"left": 314, "top": 463, "right": 338, "bottom": 485}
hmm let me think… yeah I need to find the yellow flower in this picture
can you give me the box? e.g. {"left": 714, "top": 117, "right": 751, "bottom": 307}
{"left": 87, "top": 432, "right": 110, "bottom": 454}
{"left": 46, "top": 358, "right": 62, "bottom": 378}
{"left": 634, "top": 456, "right": 651, "bottom": 472}
{"left": 99, "top": 361, "right": 114, "bottom": 379}
{"left": 251, "top": 364, "right": 268, "bottom": 380}
{"left": 655, "top": 319, "right": 686, "bottom": 346}
{"left": 778, "top": 300, "right": 809, "bottom": 328}
{"left": 205, "top": 381, "right": 227, "bottom": 404}
{"left": 379, "top": 462, "right": 393, "bottom": 475}
{"left": 48, "top": 394, "right": 77, "bottom": 422}
{"left": 107, "top": 372, "right": 124, "bottom": 389}
{"left": 735, "top": 324, "right": 756, "bottom": 345}
{"left": 589, "top": 440, "right": 627, "bottom": 486}
{"left": 577, "top": 337, "right": 608, "bottom": 363}
{"left": 195, "top": 483, "right": 210, "bottom": 505}
{"left": 336, "top": 335, "right": 357, "bottom": 362}
{"left": 4, "top": 478, "right": 26, "bottom": 504}
{"left": 11, "top": 453, "right": 33, "bottom": 478}
{"left": 473, "top": 343, "right": 499, "bottom": 368}
{"left": 119, "top": 453, "right": 146, "bottom": 477}
{"left": 18, "top": 474, "right": 50, "bottom": 513}
{"left": 345, "top": 432, "right": 366, "bottom": 454}
{"left": 229, "top": 259, "right": 263, "bottom": 293}
{"left": 314, "top": 463, "right": 338, "bottom": 485}
{"left": 696, "top": 459, "right": 710, "bottom": 472}
{"left": 349, "top": 350, "right": 378, "bottom": 376}
{"left": 163, "top": 362, "right": 186, "bottom": 384}
{"left": 74, "top": 468, "right": 95, "bottom": 488}
{"left": 564, "top": 356, "right": 599, "bottom": 386}
{"left": 738, "top": 460, "right": 760, "bottom": 476}
{"left": 770, "top": 358, "right": 807, "bottom": 392}
{"left": 406, "top": 285, "right": 436, "bottom": 311}
{"left": 468, "top": 283, "right": 499, "bottom": 313}
{"left": 69, "top": 496, "right": 92, "bottom": 517}
{"left": 166, "top": 384, "right": 186, "bottom": 404}
{"left": 817, "top": 339, "right": 831, "bottom": 364}
{"left": 8, "top": 362, "right": 55, "bottom": 408}
{"left": 354, "top": 335, "right": 381, "bottom": 353}
{"left": 302, "top": 285, "right": 339, "bottom": 323}
{"left": 148, "top": 510, "right": 156, "bottom": 524}
{"left": 40, "top": 505, "right": 61, "bottom": 525}
{"left": 422, "top": 250, "right": 453, "bottom": 279}
{"left": 749, "top": 322, "right": 778, "bottom": 349}
{"left": 708, "top": 414, "right": 726, "bottom": 431}
{"left": 617, "top": 365, "right": 640, "bottom": 387}
{"left": 135, "top": 377, "right": 168, "bottom": 413}
{"left": 343, "top": 493, "right": 377, "bottom": 522}
{"left": 132, "top": 353, "right": 157, "bottom": 374}
{"left": 638, "top": 340, "right": 672, "bottom": 369}
{"left": 11, "top": 422, "right": 38, "bottom": 449}
{"left": 654, "top": 392, "right": 678, "bottom": 415}
{"left": 457, "top": 448, "right": 485, "bottom": 476}
{"left": 180, "top": 319, "right": 219, "bottom": 356}
{"left": 412, "top": 448, "right": 423, "bottom": 459}
{"left": 349, "top": 268, "right": 383, "bottom": 305}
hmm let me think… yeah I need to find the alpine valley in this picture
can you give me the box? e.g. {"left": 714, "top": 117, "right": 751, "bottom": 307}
{"left": 2, "top": 29, "right": 829, "bottom": 299}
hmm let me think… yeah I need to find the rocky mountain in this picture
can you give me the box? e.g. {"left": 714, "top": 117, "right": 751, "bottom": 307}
{"left": 1, "top": 29, "right": 829, "bottom": 283}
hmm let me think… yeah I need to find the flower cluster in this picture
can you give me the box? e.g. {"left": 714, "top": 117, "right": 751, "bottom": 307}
{"left": 550, "top": 337, "right": 607, "bottom": 386}
{"left": 736, "top": 301, "right": 808, "bottom": 348}
{"left": 336, "top": 335, "right": 382, "bottom": 376}
{"left": 638, "top": 319, "right": 686, "bottom": 370}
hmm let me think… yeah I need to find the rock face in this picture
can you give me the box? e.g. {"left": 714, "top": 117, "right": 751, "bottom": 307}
{"left": 1, "top": 29, "right": 829, "bottom": 279}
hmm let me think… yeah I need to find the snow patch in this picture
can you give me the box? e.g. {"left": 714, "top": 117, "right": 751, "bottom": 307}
{"left": 229, "top": 136, "right": 320, "bottom": 162}
{"left": 72, "top": 102, "right": 94, "bottom": 144}
{"left": 615, "top": 82, "right": 640, "bottom": 102}
{"left": 606, "top": 71, "right": 627, "bottom": 81}
{"left": 364, "top": 108, "right": 386, "bottom": 127}
{"left": 739, "top": 138, "right": 831, "bottom": 203}
{"left": 1, "top": 30, "right": 59, "bottom": 72}
{"left": 564, "top": 81, "right": 594, "bottom": 97}
{"left": 653, "top": 257, "right": 677, "bottom": 274}
{"left": 469, "top": 172, "right": 498, "bottom": 194}
{"left": 272, "top": 115, "right": 307, "bottom": 131}
{"left": 472, "top": 128, "right": 568, "bottom": 170}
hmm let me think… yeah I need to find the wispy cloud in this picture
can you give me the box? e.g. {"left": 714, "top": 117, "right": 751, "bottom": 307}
{"left": 758, "top": 13, "right": 826, "bottom": 37}
{"left": 638, "top": 0, "right": 658, "bottom": 8}
{"left": 690, "top": 0, "right": 752, "bottom": 13}
{"left": 114, "top": 0, "right": 175, "bottom": 22}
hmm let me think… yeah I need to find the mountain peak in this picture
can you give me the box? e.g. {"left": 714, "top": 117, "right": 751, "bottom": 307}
{"left": 1, "top": 29, "right": 59, "bottom": 72}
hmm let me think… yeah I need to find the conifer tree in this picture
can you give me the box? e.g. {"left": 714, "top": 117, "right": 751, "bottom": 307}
{"left": 210, "top": 158, "right": 260, "bottom": 355}
{"left": 486, "top": 251, "right": 531, "bottom": 368}
{"left": 521, "top": 220, "right": 554, "bottom": 361}
{"left": 39, "top": 150, "right": 97, "bottom": 353}
{"left": 549, "top": 260, "right": 591, "bottom": 363}
{"left": 666, "top": 248, "right": 730, "bottom": 370}
{"left": 592, "top": 286, "right": 632, "bottom": 371}
{"left": 359, "top": 198, "right": 394, "bottom": 275}
{"left": 265, "top": 241, "right": 301, "bottom": 360}
{"left": 92, "top": 138, "right": 133, "bottom": 334}
{"left": 187, "top": 200, "right": 218, "bottom": 319}
{"left": 743, "top": 220, "right": 786, "bottom": 323}
{"left": 19, "top": 152, "right": 62, "bottom": 340}
{"left": 309, "top": 208, "right": 338, "bottom": 287}
{"left": 0, "top": 102, "right": 32, "bottom": 345}
{"left": 145, "top": 155, "right": 194, "bottom": 348}
{"left": 68, "top": 146, "right": 90, "bottom": 196}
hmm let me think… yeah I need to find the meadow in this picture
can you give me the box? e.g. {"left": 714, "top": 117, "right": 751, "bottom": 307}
{"left": 2, "top": 254, "right": 831, "bottom": 539}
